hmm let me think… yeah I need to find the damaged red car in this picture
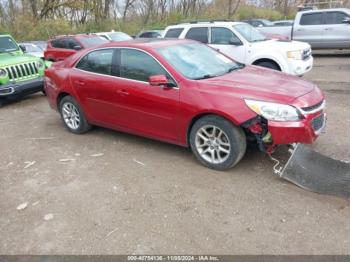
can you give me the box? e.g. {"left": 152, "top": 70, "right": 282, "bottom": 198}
{"left": 44, "top": 39, "right": 326, "bottom": 170}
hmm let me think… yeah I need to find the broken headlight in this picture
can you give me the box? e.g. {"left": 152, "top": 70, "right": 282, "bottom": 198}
{"left": 245, "top": 99, "right": 301, "bottom": 121}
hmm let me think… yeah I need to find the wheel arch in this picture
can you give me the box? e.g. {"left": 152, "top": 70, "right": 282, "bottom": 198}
{"left": 252, "top": 58, "right": 282, "bottom": 71}
{"left": 56, "top": 92, "right": 71, "bottom": 108}
{"left": 186, "top": 111, "right": 242, "bottom": 147}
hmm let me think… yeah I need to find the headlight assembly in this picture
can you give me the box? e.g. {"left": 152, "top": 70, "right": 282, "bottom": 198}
{"left": 0, "top": 68, "right": 7, "bottom": 77}
{"left": 36, "top": 60, "right": 44, "bottom": 69}
{"left": 245, "top": 99, "right": 301, "bottom": 121}
{"left": 287, "top": 50, "right": 303, "bottom": 60}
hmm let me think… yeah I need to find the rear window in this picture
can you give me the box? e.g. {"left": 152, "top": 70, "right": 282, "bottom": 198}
{"left": 79, "top": 36, "right": 108, "bottom": 47}
{"left": 185, "top": 27, "right": 209, "bottom": 43}
{"left": 51, "top": 38, "right": 65, "bottom": 48}
{"left": 164, "top": 28, "right": 184, "bottom": 38}
{"left": 300, "top": 13, "right": 324, "bottom": 25}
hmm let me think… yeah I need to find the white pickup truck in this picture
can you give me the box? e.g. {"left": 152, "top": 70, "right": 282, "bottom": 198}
{"left": 162, "top": 21, "right": 313, "bottom": 76}
{"left": 257, "top": 8, "right": 350, "bottom": 49}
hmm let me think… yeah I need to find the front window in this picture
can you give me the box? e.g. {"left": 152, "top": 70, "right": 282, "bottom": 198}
{"left": 107, "top": 32, "right": 132, "bottom": 41}
{"left": 0, "top": 37, "right": 19, "bottom": 52}
{"left": 79, "top": 36, "right": 109, "bottom": 47}
{"left": 234, "top": 24, "right": 267, "bottom": 42}
{"left": 211, "top": 27, "right": 241, "bottom": 45}
{"left": 120, "top": 49, "right": 173, "bottom": 83}
{"left": 157, "top": 43, "right": 243, "bottom": 80}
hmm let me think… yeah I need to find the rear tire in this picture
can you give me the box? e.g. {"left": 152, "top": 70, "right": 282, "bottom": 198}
{"left": 189, "top": 115, "right": 246, "bottom": 171}
{"left": 59, "top": 96, "right": 91, "bottom": 134}
{"left": 256, "top": 61, "right": 280, "bottom": 71}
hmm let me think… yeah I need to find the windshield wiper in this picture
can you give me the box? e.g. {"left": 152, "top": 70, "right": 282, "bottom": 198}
{"left": 227, "top": 64, "right": 245, "bottom": 73}
{"left": 193, "top": 74, "right": 218, "bottom": 80}
{"left": 250, "top": 39, "right": 267, "bottom": 43}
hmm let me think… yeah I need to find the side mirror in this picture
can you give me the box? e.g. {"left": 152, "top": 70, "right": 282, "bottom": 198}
{"left": 19, "top": 45, "right": 26, "bottom": 52}
{"left": 73, "top": 45, "right": 82, "bottom": 50}
{"left": 149, "top": 75, "right": 169, "bottom": 87}
{"left": 229, "top": 39, "right": 242, "bottom": 46}
{"left": 342, "top": 17, "right": 350, "bottom": 24}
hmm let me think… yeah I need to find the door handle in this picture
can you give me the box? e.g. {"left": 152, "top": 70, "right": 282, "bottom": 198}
{"left": 74, "top": 80, "right": 85, "bottom": 86}
{"left": 117, "top": 89, "right": 129, "bottom": 96}
{"left": 325, "top": 27, "right": 333, "bottom": 31}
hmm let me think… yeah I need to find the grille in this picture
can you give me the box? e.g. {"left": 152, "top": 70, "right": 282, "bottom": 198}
{"left": 302, "top": 100, "right": 324, "bottom": 112}
{"left": 4, "top": 62, "right": 39, "bottom": 81}
{"left": 302, "top": 49, "right": 312, "bottom": 60}
{"left": 312, "top": 114, "right": 325, "bottom": 132}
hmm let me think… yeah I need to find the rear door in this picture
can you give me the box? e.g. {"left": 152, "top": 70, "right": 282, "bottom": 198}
{"left": 293, "top": 12, "right": 325, "bottom": 48}
{"left": 323, "top": 11, "right": 350, "bottom": 48}
{"left": 209, "top": 27, "right": 246, "bottom": 63}
{"left": 70, "top": 48, "right": 120, "bottom": 125}
{"left": 113, "top": 48, "right": 180, "bottom": 142}
{"left": 184, "top": 27, "right": 209, "bottom": 44}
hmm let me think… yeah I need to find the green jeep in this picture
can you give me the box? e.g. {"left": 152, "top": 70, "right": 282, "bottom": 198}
{"left": 0, "top": 34, "right": 48, "bottom": 106}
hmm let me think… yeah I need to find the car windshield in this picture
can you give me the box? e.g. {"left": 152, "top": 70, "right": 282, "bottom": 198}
{"left": 0, "top": 36, "right": 19, "bottom": 53}
{"left": 261, "top": 19, "right": 274, "bottom": 26}
{"left": 79, "top": 36, "right": 109, "bottom": 47}
{"left": 157, "top": 43, "right": 243, "bottom": 80}
{"left": 234, "top": 24, "right": 267, "bottom": 42}
{"left": 108, "top": 32, "right": 132, "bottom": 41}
{"left": 23, "top": 44, "right": 42, "bottom": 52}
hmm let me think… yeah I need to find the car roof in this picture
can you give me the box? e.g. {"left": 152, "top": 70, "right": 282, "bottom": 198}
{"left": 165, "top": 21, "right": 245, "bottom": 29}
{"left": 50, "top": 34, "right": 101, "bottom": 41}
{"left": 96, "top": 31, "right": 126, "bottom": 35}
{"left": 299, "top": 8, "right": 350, "bottom": 14}
{"left": 98, "top": 38, "right": 196, "bottom": 50}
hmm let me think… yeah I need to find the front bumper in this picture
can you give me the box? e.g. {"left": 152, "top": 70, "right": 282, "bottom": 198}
{"left": 268, "top": 110, "right": 326, "bottom": 145}
{"left": 0, "top": 77, "right": 44, "bottom": 98}
{"left": 286, "top": 56, "right": 313, "bottom": 76}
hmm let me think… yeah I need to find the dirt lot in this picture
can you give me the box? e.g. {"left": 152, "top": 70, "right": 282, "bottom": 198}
{"left": 1, "top": 51, "right": 350, "bottom": 255}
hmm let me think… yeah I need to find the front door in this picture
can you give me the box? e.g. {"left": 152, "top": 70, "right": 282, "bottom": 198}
{"left": 113, "top": 48, "right": 180, "bottom": 143}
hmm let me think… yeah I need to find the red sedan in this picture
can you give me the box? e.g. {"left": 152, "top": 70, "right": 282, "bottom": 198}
{"left": 44, "top": 39, "right": 326, "bottom": 170}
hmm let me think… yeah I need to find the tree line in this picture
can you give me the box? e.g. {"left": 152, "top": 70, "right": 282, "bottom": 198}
{"left": 0, "top": 0, "right": 348, "bottom": 40}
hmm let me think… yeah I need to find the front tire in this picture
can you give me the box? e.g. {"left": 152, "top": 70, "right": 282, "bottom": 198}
{"left": 59, "top": 96, "right": 91, "bottom": 134}
{"left": 189, "top": 115, "right": 246, "bottom": 171}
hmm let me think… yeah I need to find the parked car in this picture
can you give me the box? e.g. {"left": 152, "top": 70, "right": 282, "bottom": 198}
{"left": 19, "top": 42, "right": 44, "bottom": 58}
{"left": 162, "top": 21, "right": 313, "bottom": 76}
{"left": 273, "top": 20, "right": 294, "bottom": 26}
{"left": 44, "top": 39, "right": 325, "bottom": 170}
{"left": 96, "top": 31, "right": 132, "bottom": 41}
{"left": 242, "top": 19, "right": 275, "bottom": 27}
{"left": 136, "top": 30, "right": 164, "bottom": 38}
{"left": 0, "top": 34, "right": 49, "bottom": 106}
{"left": 256, "top": 8, "right": 350, "bottom": 49}
{"left": 30, "top": 41, "right": 47, "bottom": 51}
{"left": 44, "top": 34, "right": 108, "bottom": 62}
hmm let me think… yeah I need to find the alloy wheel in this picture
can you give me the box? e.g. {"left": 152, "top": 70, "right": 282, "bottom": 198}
{"left": 62, "top": 102, "right": 81, "bottom": 130}
{"left": 195, "top": 125, "right": 231, "bottom": 164}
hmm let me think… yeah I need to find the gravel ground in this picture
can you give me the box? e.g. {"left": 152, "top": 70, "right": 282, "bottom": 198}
{"left": 0, "top": 51, "right": 350, "bottom": 255}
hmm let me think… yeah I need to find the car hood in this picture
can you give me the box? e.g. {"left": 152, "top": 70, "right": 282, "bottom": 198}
{"left": 197, "top": 65, "right": 317, "bottom": 104}
{"left": 0, "top": 52, "right": 40, "bottom": 67}
{"left": 251, "top": 39, "right": 310, "bottom": 51}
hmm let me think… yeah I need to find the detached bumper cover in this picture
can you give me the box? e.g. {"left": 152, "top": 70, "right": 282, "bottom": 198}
{"left": 268, "top": 110, "right": 326, "bottom": 145}
{"left": 0, "top": 77, "right": 44, "bottom": 98}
